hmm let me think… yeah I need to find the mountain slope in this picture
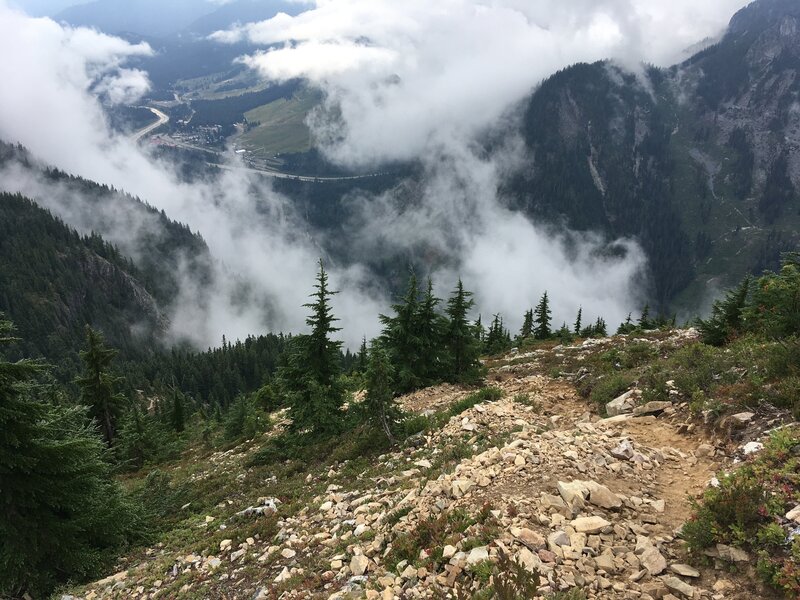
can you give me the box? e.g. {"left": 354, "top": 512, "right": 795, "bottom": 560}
{"left": 0, "top": 192, "right": 165, "bottom": 374}
{"left": 508, "top": 0, "right": 800, "bottom": 314}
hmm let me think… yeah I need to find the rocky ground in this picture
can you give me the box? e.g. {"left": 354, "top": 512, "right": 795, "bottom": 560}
{"left": 63, "top": 330, "right": 790, "bottom": 600}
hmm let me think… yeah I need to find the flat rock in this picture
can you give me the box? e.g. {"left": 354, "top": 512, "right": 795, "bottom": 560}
{"left": 512, "top": 527, "right": 546, "bottom": 549}
{"left": 670, "top": 564, "right": 700, "bottom": 578}
{"left": 662, "top": 575, "right": 695, "bottom": 598}
{"left": 633, "top": 401, "right": 672, "bottom": 416}
{"left": 570, "top": 516, "right": 610, "bottom": 534}
{"left": 350, "top": 555, "right": 370, "bottom": 576}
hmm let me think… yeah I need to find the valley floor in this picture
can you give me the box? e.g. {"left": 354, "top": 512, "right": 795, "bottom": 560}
{"left": 63, "top": 331, "right": 786, "bottom": 600}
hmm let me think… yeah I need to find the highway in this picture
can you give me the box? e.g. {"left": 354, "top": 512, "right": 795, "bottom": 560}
{"left": 131, "top": 107, "right": 169, "bottom": 143}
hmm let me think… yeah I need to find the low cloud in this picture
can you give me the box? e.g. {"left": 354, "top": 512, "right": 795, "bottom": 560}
{"left": 0, "top": 1, "right": 751, "bottom": 349}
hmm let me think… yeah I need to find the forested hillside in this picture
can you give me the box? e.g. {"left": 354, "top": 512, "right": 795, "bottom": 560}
{"left": 0, "top": 193, "right": 164, "bottom": 376}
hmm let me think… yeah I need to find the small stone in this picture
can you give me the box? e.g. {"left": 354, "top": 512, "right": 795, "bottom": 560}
{"left": 442, "top": 545, "right": 457, "bottom": 559}
{"left": 695, "top": 444, "right": 715, "bottom": 458}
{"left": 611, "top": 440, "right": 635, "bottom": 460}
{"left": 742, "top": 441, "right": 764, "bottom": 455}
{"left": 281, "top": 548, "right": 296, "bottom": 559}
{"left": 466, "top": 546, "right": 489, "bottom": 565}
{"left": 219, "top": 539, "right": 232, "bottom": 551}
{"left": 786, "top": 505, "right": 800, "bottom": 523}
{"left": 716, "top": 543, "right": 749, "bottom": 563}
{"left": 274, "top": 567, "right": 291, "bottom": 583}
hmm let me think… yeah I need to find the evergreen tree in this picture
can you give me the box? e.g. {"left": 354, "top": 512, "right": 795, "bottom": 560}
{"left": 443, "top": 279, "right": 482, "bottom": 384}
{"left": 533, "top": 292, "right": 552, "bottom": 339}
{"left": 594, "top": 317, "right": 608, "bottom": 337}
{"left": 170, "top": 388, "right": 185, "bottom": 433}
{"left": 638, "top": 305, "right": 652, "bottom": 329}
{"left": 617, "top": 313, "right": 635, "bottom": 335}
{"left": 356, "top": 336, "right": 368, "bottom": 373}
{"left": 485, "top": 314, "right": 512, "bottom": 355}
{"left": 278, "top": 261, "right": 345, "bottom": 437}
{"left": 76, "top": 327, "right": 125, "bottom": 445}
{"left": 379, "top": 273, "right": 423, "bottom": 393}
{"left": 417, "top": 279, "right": 447, "bottom": 384}
{"left": 362, "top": 346, "right": 400, "bottom": 442}
{"left": 0, "top": 319, "right": 139, "bottom": 597}
{"left": 574, "top": 307, "right": 583, "bottom": 335}
{"left": 698, "top": 277, "right": 752, "bottom": 345}
{"left": 474, "top": 314, "right": 485, "bottom": 343}
{"left": 519, "top": 309, "right": 534, "bottom": 339}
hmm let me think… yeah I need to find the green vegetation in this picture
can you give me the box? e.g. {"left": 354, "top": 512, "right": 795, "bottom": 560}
{"left": 683, "top": 428, "right": 800, "bottom": 597}
{"left": 0, "top": 319, "right": 142, "bottom": 598}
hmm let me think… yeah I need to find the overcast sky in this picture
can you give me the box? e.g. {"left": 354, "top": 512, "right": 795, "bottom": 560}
{"left": 0, "top": 0, "right": 754, "bottom": 346}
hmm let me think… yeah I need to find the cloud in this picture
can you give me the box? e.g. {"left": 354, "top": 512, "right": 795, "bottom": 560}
{"left": 0, "top": 4, "right": 385, "bottom": 348}
{"left": 0, "top": 0, "right": 752, "bottom": 351}
{"left": 217, "top": 0, "right": 750, "bottom": 166}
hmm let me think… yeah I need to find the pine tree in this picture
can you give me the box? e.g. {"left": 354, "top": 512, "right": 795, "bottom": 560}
{"left": 362, "top": 346, "right": 400, "bottom": 442}
{"left": 519, "top": 309, "right": 534, "bottom": 339}
{"left": 357, "top": 336, "right": 368, "bottom": 372}
{"left": 443, "top": 279, "right": 482, "bottom": 384}
{"left": 533, "top": 292, "right": 552, "bottom": 340}
{"left": 0, "top": 319, "right": 139, "bottom": 597}
{"left": 698, "top": 277, "right": 751, "bottom": 346}
{"left": 75, "top": 327, "right": 125, "bottom": 445}
{"left": 278, "top": 261, "right": 345, "bottom": 437}
{"left": 379, "top": 273, "right": 423, "bottom": 393}
{"left": 170, "top": 388, "right": 185, "bottom": 433}
{"left": 417, "top": 279, "right": 446, "bottom": 384}
{"left": 574, "top": 307, "right": 583, "bottom": 335}
{"left": 485, "top": 314, "right": 511, "bottom": 355}
{"left": 638, "top": 305, "right": 652, "bottom": 330}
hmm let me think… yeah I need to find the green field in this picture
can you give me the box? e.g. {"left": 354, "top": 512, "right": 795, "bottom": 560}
{"left": 239, "top": 89, "right": 321, "bottom": 157}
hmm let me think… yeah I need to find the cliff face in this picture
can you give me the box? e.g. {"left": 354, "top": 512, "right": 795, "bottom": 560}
{"left": 509, "top": 0, "right": 800, "bottom": 313}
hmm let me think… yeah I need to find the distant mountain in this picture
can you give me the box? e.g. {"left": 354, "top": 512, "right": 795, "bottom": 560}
{"left": 55, "top": 0, "right": 301, "bottom": 38}
{"left": 55, "top": 0, "right": 212, "bottom": 37}
{"left": 186, "top": 0, "right": 302, "bottom": 36}
{"left": 507, "top": 0, "right": 800, "bottom": 313}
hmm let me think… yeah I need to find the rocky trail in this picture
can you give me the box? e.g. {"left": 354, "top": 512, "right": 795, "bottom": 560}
{"left": 68, "top": 332, "right": 777, "bottom": 600}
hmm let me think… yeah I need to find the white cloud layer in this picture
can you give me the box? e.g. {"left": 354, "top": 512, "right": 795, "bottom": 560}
{"left": 0, "top": 0, "right": 752, "bottom": 349}
{"left": 217, "top": 0, "right": 750, "bottom": 166}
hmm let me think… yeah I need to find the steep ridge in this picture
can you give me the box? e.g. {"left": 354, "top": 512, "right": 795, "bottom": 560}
{"left": 65, "top": 329, "right": 792, "bottom": 600}
{"left": 507, "top": 0, "right": 800, "bottom": 314}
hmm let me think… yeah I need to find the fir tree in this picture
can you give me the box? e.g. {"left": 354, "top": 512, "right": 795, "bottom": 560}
{"left": 278, "top": 261, "right": 345, "bottom": 437}
{"left": 170, "top": 388, "right": 185, "bottom": 433}
{"left": 379, "top": 273, "right": 423, "bottom": 393}
{"left": 485, "top": 314, "right": 511, "bottom": 355}
{"left": 443, "top": 279, "right": 482, "bottom": 384}
{"left": 417, "top": 279, "right": 447, "bottom": 383}
{"left": 0, "top": 319, "right": 139, "bottom": 597}
{"left": 574, "top": 307, "right": 583, "bottom": 335}
{"left": 357, "top": 336, "right": 368, "bottom": 373}
{"left": 362, "top": 346, "right": 400, "bottom": 442}
{"left": 75, "top": 327, "right": 125, "bottom": 445}
{"left": 698, "top": 277, "right": 751, "bottom": 346}
{"left": 519, "top": 309, "right": 534, "bottom": 339}
{"left": 638, "top": 305, "right": 652, "bottom": 329}
{"left": 533, "top": 292, "right": 552, "bottom": 340}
